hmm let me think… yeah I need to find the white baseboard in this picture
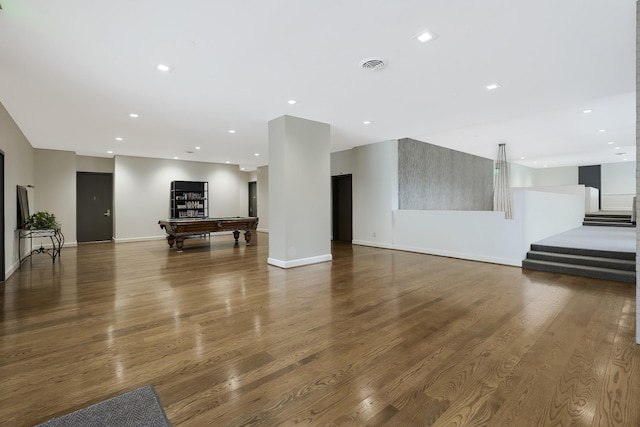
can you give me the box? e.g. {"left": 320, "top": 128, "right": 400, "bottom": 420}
{"left": 113, "top": 236, "right": 166, "bottom": 243}
{"left": 257, "top": 228, "right": 269, "bottom": 233}
{"left": 267, "top": 254, "right": 332, "bottom": 269}
{"left": 352, "top": 240, "right": 522, "bottom": 267}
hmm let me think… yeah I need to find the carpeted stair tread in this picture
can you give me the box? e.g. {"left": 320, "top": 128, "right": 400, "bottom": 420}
{"left": 582, "top": 221, "right": 635, "bottom": 228}
{"left": 522, "top": 259, "right": 636, "bottom": 283}
{"left": 585, "top": 213, "right": 632, "bottom": 219}
{"left": 583, "top": 216, "right": 632, "bottom": 222}
{"left": 529, "top": 244, "right": 636, "bottom": 260}
{"left": 526, "top": 251, "right": 636, "bottom": 271}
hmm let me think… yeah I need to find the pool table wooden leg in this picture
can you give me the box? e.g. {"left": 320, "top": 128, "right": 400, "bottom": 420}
{"left": 175, "top": 237, "right": 184, "bottom": 252}
{"left": 167, "top": 236, "right": 175, "bottom": 248}
{"left": 233, "top": 230, "right": 240, "bottom": 243}
{"left": 244, "top": 231, "right": 252, "bottom": 245}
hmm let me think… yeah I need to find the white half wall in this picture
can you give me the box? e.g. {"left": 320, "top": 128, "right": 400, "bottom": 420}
{"left": 387, "top": 190, "right": 584, "bottom": 266}
{"left": 77, "top": 155, "right": 115, "bottom": 173}
{"left": 602, "top": 161, "right": 636, "bottom": 210}
{"left": 114, "top": 156, "right": 249, "bottom": 242}
{"left": 0, "top": 101, "right": 35, "bottom": 278}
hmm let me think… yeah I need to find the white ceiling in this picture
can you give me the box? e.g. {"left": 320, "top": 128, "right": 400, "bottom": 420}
{"left": 0, "top": 0, "right": 635, "bottom": 171}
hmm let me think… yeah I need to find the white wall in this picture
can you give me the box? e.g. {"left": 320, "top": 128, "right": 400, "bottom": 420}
{"left": 34, "top": 149, "right": 77, "bottom": 246}
{"left": 510, "top": 162, "right": 535, "bottom": 187}
{"left": 256, "top": 165, "right": 269, "bottom": 232}
{"left": 331, "top": 149, "right": 354, "bottom": 176}
{"left": 77, "top": 155, "right": 114, "bottom": 173}
{"left": 533, "top": 166, "right": 578, "bottom": 186}
{"left": 602, "top": 161, "right": 635, "bottom": 210}
{"left": 352, "top": 140, "right": 398, "bottom": 245}
{"left": 0, "top": 101, "right": 35, "bottom": 277}
{"left": 114, "top": 155, "right": 249, "bottom": 242}
{"left": 268, "top": 115, "right": 331, "bottom": 267}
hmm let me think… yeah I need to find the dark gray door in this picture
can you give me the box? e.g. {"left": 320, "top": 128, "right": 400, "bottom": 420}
{"left": 77, "top": 172, "right": 113, "bottom": 242}
{"left": 579, "top": 165, "right": 601, "bottom": 210}
{"left": 332, "top": 174, "right": 352, "bottom": 242}
{"left": 248, "top": 181, "right": 257, "bottom": 217}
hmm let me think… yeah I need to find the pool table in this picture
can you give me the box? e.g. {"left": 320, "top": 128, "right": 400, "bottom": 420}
{"left": 158, "top": 217, "right": 259, "bottom": 251}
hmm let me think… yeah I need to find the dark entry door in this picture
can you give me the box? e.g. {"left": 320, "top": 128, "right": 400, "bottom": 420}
{"left": 579, "top": 165, "right": 601, "bottom": 210}
{"left": 332, "top": 174, "right": 352, "bottom": 242}
{"left": 248, "top": 181, "right": 257, "bottom": 217}
{"left": 77, "top": 172, "right": 113, "bottom": 242}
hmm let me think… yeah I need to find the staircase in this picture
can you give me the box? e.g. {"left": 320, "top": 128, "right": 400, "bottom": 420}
{"left": 522, "top": 244, "right": 636, "bottom": 283}
{"left": 583, "top": 213, "right": 635, "bottom": 228}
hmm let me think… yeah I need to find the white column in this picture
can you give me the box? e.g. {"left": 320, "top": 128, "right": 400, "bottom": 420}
{"left": 267, "top": 115, "right": 332, "bottom": 268}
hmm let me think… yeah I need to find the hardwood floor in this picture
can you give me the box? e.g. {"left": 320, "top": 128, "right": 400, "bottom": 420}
{"left": 1, "top": 233, "right": 638, "bottom": 426}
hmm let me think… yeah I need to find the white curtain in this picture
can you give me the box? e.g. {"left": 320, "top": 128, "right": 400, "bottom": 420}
{"left": 494, "top": 143, "right": 513, "bottom": 219}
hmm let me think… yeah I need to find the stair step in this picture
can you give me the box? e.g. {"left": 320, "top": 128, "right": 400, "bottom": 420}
{"left": 583, "top": 216, "right": 632, "bottom": 222}
{"left": 522, "top": 259, "right": 636, "bottom": 283}
{"left": 527, "top": 251, "right": 636, "bottom": 271}
{"left": 530, "top": 244, "right": 636, "bottom": 261}
{"left": 582, "top": 221, "right": 635, "bottom": 228}
{"left": 585, "top": 213, "right": 632, "bottom": 219}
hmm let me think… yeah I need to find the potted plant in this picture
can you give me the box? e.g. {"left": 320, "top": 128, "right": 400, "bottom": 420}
{"left": 24, "top": 211, "right": 59, "bottom": 229}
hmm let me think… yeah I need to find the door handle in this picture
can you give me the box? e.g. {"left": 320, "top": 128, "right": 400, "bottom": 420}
{"left": 104, "top": 209, "right": 111, "bottom": 217}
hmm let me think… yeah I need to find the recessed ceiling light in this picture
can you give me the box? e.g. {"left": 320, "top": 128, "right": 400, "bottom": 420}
{"left": 624, "top": 158, "right": 628, "bottom": 161}
{"left": 254, "top": 153, "right": 260, "bottom": 157}
{"left": 225, "top": 161, "right": 230, "bottom": 164}
{"left": 241, "top": 168, "right": 245, "bottom": 171}
{"left": 486, "top": 83, "right": 501, "bottom": 90}
{"left": 115, "top": 137, "right": 123, "bottom": 141}
{"left": 129, "top": 113, "right": 139, "bottom": 118}
{"left": 583, "top": 109, "right": 592, "bottom": 114}
{"left": 173, "top": 156, "right": 178, "bottom": 159}
{"left": 107, "top": 150, "right": 113, "bottom": 154}
{"left": 615, "top": 147, "right": 621, "bottom": 150}
{"left": 157, "top": 64, "right": 172, "bottom": 72}
{"left": 533, "top": 161, "right": 537, "bottom": 164}
{"left": 288, "top": 99, "right": 297, "bottom": 105}
{"left": 415, "top": 30, "right": 437, "bottom": 43}
{"left": 229, "top": 130, "right": 236, "bottom": 134}
{"left": 520, "top": 157, "right": 525, "bottom": 160}
{"left": 598, "top": 129, "right": 606, "bottom": 132}
{"left": 195, "top": 146, "right": 201, "bottom": 150}
{"left": 607, "top": 141, "right": 614, "bottom": 145}
{"left": 544, "top": 165, "right": 548, "bottom": 168}
{"left": 363, "top": 121, "right": 371, "bottom": 125}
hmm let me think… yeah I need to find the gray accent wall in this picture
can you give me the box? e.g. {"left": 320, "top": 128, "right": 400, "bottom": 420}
{"left": 398, "top": 138, "right": 493, "bottom": 211}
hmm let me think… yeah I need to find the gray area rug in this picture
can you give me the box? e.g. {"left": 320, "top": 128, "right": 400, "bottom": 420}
{"left": 35, "top": 385, "right": 171, "bottom": 427}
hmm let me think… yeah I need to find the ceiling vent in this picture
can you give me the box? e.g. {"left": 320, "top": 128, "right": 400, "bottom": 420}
{"left": 359, "top": 57, "right": 387, "bottom": 72}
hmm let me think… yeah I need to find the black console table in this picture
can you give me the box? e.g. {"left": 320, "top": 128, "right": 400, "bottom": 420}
{"left": 18, "top": 228, "right": 65, "bottom": 265}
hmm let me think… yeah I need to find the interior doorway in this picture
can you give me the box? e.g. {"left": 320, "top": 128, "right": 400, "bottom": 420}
{"left": 77, "top": 172, "right": 113, "bottom": 242}
{"left": 579, "top": 165, "right": 602, "bottom": 210}
{"left": 248, "top": 181, "right": 257, "bottom": 217}
{"left": 332, "top": 174, "right": 352, "bottom": 242}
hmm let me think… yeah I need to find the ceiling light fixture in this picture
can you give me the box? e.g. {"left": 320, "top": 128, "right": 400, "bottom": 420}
{"left": 583, "top": 109, "right": 592, "bottom": 114}
{"left": 157, "top": 64, "right": 173, "bottom": 72}
{"left": 173, "top": 156, "right": 178, "bottom": 159}
{"left": 115, "top": 137, "right": 123, "bottom": 141}
{"left": 607, "top": 141, "right": 614, "bottom": 145}
{"left": 288, "top": 99, "right": 297, "bottom": 105}
{"left": 195, "top": 146, "right": 201, "bottom": 150}
{"left": 415, "top": 30, "right": 437, "bottom": 43}
{"left": 225, "top": 161, "right": 230, "bottom": 164}
{"left": 229, "top": 130, "right": 236, "bottom": 134}
{"left": 363, "top": 121, "right": 371, "bottom": 125}
{"left": 254, "top": 153, "right": 260, "bottom": 157}
{"left": 107, "top": 150, "right": 113, "bottom": 154}
{"left": 520, "top": 157, "right": 525, "bottom": 160}
{"left": 129, "top": 113, "right": 139, "bottom": 118}
{"left": 598, "top": 129, "right": 606, "bottom": 132}
{"left": 486, "top": 83, "right": 501, "bottom": 90}
{"left": 615, "top": 147, "right": 621, "bottom": 150}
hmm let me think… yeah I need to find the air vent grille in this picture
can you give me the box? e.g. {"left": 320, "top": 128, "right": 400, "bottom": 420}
{"left": 359, "top": 57, "right": 387, "bottom": 71}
